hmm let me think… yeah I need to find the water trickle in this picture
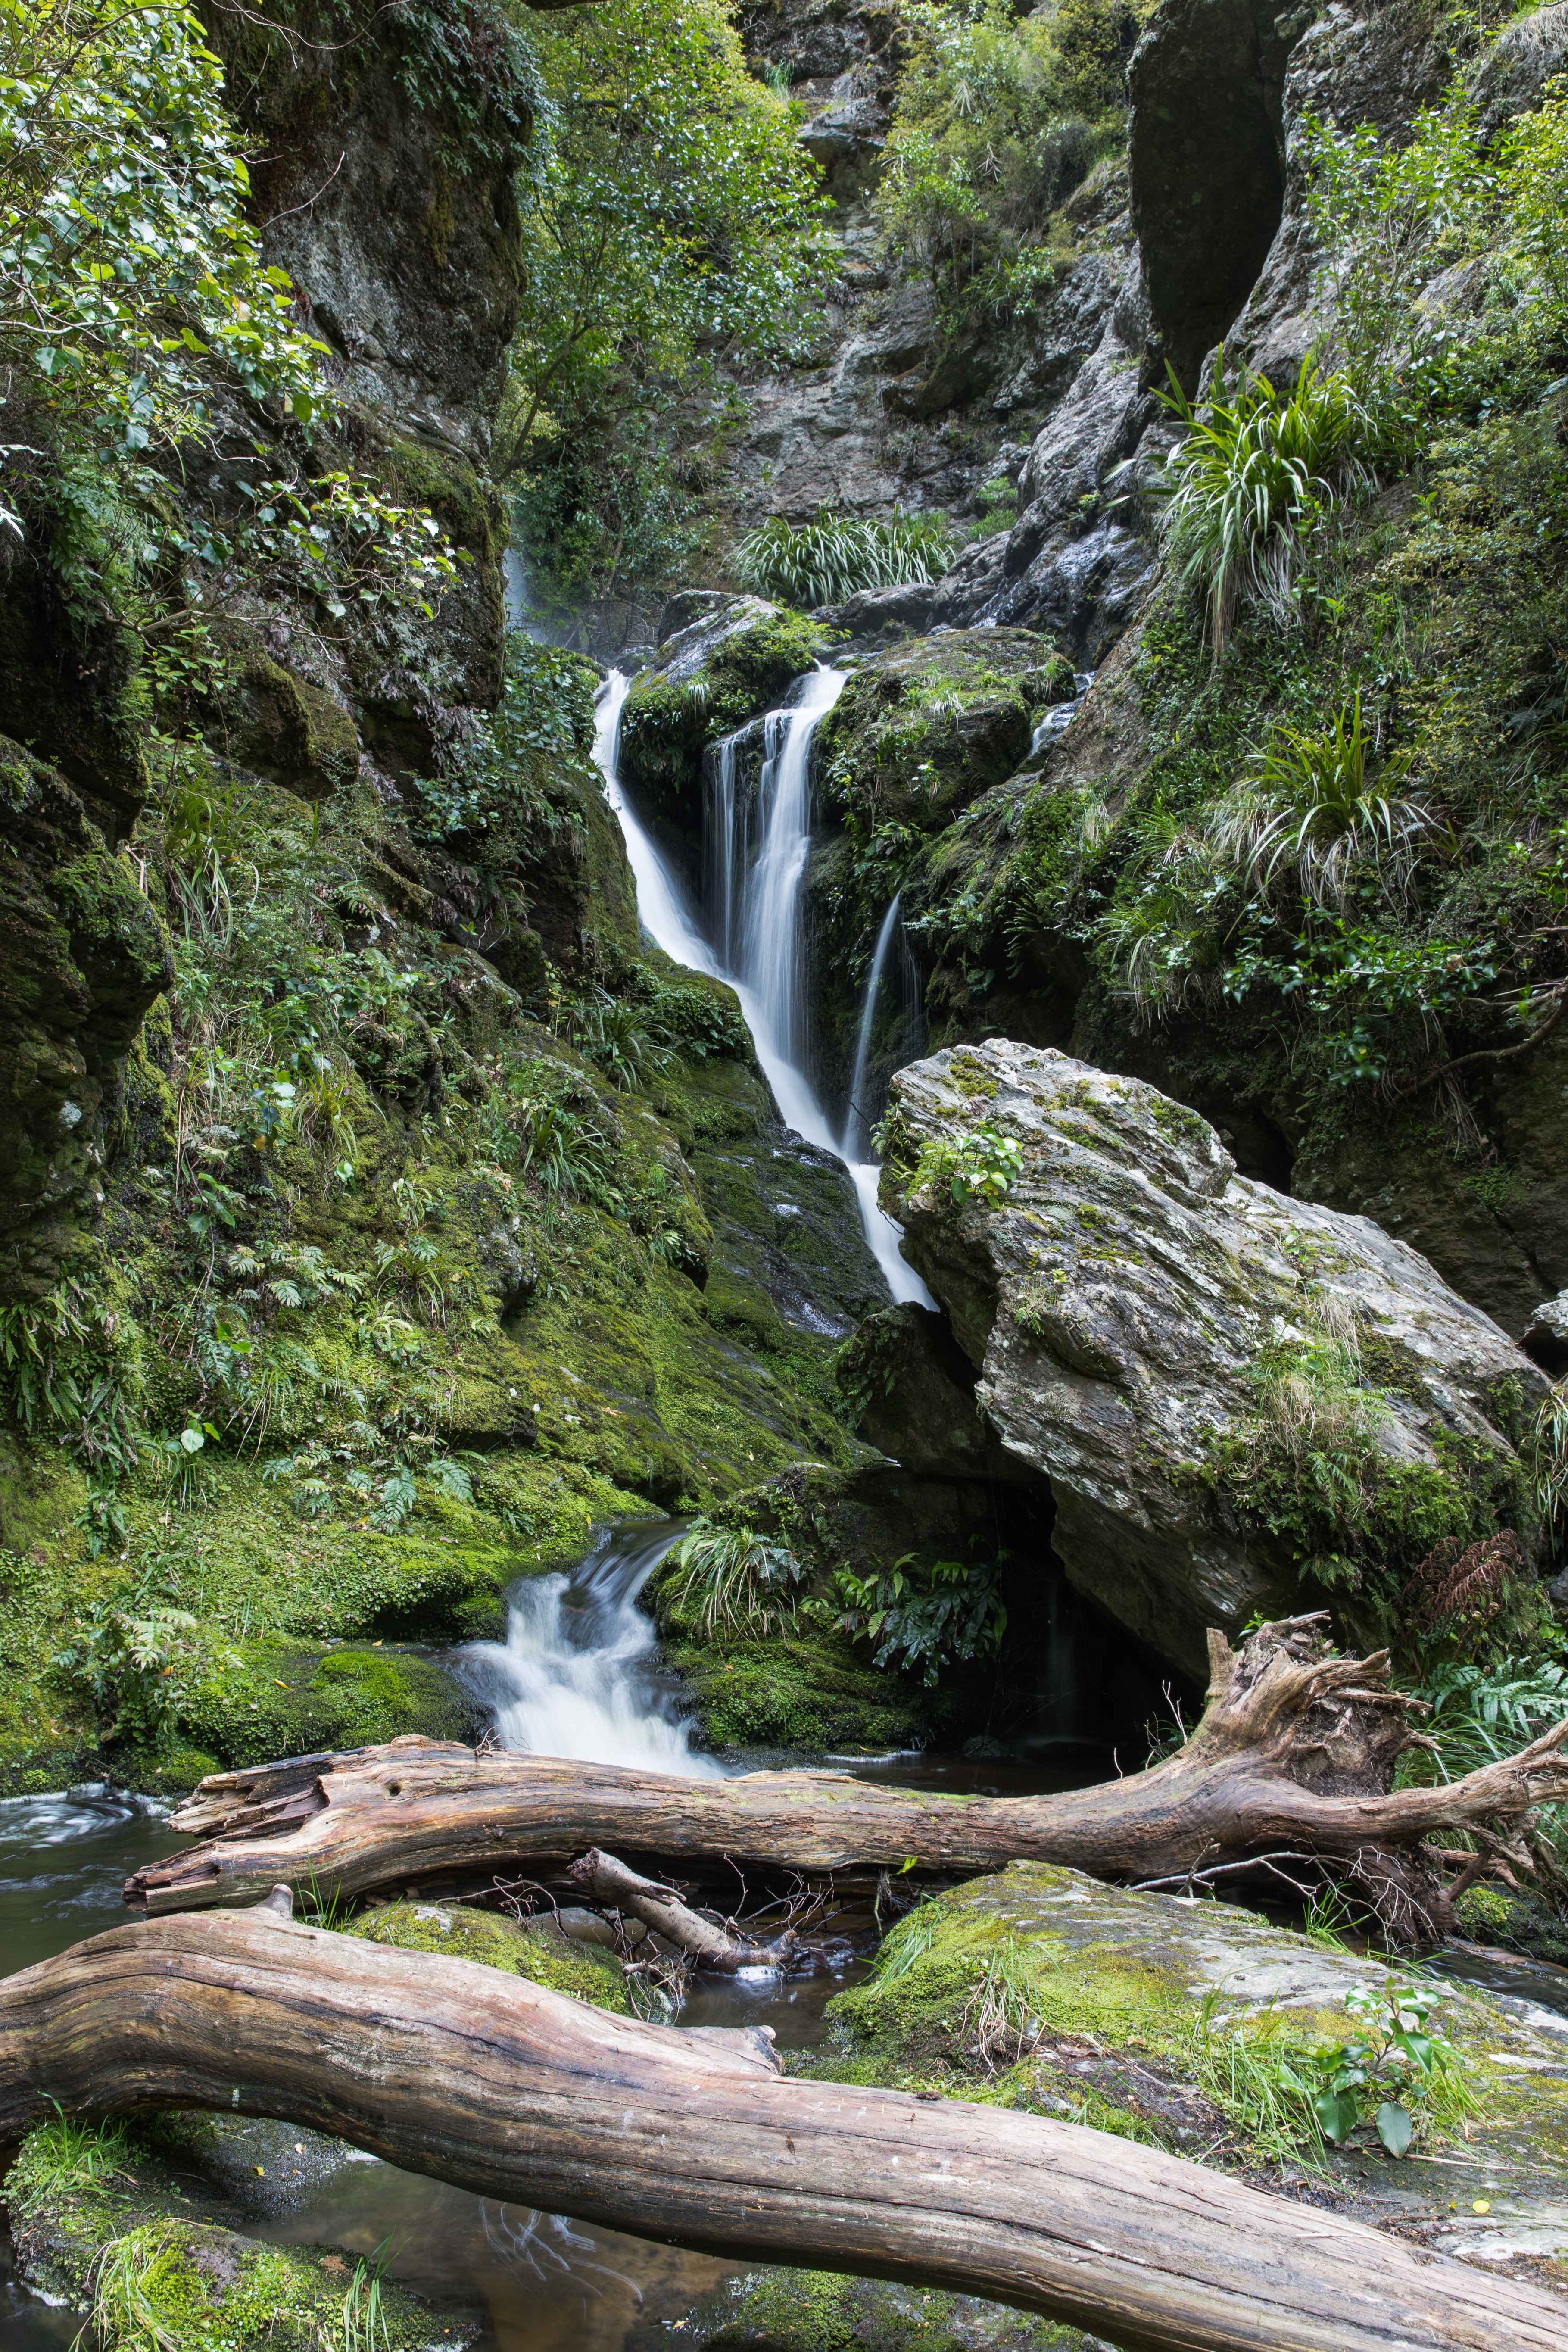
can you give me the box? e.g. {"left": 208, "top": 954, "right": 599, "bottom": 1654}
{"left": 458, "top": 1521, "right": 720, "bottom": 1778}
{"left": 841, "top": 890, "right": 903, "bottom": 1165}
{"left": 597, "top": 668, "right": 931, "bottom": 1303}
{"left": 1031, "top": 669, "right": 1096, "bottom": 755}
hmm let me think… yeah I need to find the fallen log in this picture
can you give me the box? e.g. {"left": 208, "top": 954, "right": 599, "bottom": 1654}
{"left": 128, "top": 1617, "right": 1568, "bottom": 1934}
{"left": 3, "top": 1896, "right": 1565, "bottom": 2352}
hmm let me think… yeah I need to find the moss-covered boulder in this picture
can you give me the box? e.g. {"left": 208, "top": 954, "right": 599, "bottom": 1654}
{"left": 5, "top": 2111, "right": 474, "bottom": 2350}
{"left": 882, "top": 1038, "right": 1549, "bottom": 1672}
{"left": 204, "top": 623, "right": 360, "bottom": 803}
{"left": 618, "top": 598, "right": 831, "bottom": 882}
{"left": 817, "top": 631, "right": 1075, "bottom": 839}
{"left": 624, "top": 2266, "right": 1110, "bottom": 2352}
{"left": 809, "top": 1861, "right": 1568, "bottom": 2269}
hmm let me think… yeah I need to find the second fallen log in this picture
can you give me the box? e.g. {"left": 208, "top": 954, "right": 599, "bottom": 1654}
{"left": 127, "top": 1617, "right": 1568, "bottom": 1932}
{"left": 3, "top": 1897, "right": 1566, "bottom": 2352}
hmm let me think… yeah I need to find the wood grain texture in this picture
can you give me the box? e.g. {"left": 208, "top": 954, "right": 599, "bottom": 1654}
{"left": 127, "top": 1621, "right": 1568, "bottom": 1922}
{"left": 4, "top": 1907, "right": 1566, "bottom": 2352}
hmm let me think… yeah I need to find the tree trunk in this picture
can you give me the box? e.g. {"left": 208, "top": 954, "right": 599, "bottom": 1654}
{"left": 128, "top": 1619, "right": 1568, "bottom": 1934}
{"left": 3, "top": 1900, "right": 1564, "bottom": 2352}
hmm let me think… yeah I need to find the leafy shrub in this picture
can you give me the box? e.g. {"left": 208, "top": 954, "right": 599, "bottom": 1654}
{"left": 836, "top": 1551, "right": 1007, "bottom": 1686}
{"left": 1308, "top": 1979, "right": 1473, "bottom": 2158}
{"left": 660, "top": 1519, "right": 803, "bottom": 1639}
{"left": 912, "top": 1122, "right": 1023, "bottom": 1207}
{"left": 0, "top": 0, "right": 321, "bottom": 460}
{"left": 875, "top": 0, "right": 1135, "bottom": 321}
{"left": 418, "top": 639, "right": 597, "bottom": 847}
{"left": 1146, "top": 356, "right": 1379, "bottom": 654}
{"left": 645, "top": 981, "right": 751, "bottom": 1062}
{"left": 53, "top": 1577, "right": 207, "bottom": 1753}
{"left": 734, "top": 512, "right": 957, "bottom": 608}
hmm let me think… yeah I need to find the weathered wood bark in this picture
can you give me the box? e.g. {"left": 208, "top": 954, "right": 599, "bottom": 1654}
{"left": 3, "top": 1902, "right": 1565, "bottom": 2352}
{"left": 128, "top": 1619, "right": 1568, "bottom": 1929}
{"left": 565, "top": 1847, "right": 800, "bottom": 1971}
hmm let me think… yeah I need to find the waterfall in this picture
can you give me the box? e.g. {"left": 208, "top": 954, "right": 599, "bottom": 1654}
{"left": 1031, "top": 670, "right": 1096, "bottom": 754}
{"left": 596, "top": 668, "right": 932, "bottom": 1304}
{"left": 841, "top": 890, "right": 902, "bottom": 1164}
{"left": 459, "top": 1522, "right": 721, "bottom": 1776}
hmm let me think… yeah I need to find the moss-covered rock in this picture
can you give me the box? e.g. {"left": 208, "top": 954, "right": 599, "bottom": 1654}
{"left": 0, "top": 735, "right": 174, "bottom": 1298}
{"left": 5, "top": 2111, "right": 474, "bottom": 2350}
{"left": 807, "top": 1861, "right": 1568, "bottom": 2266}
{"left": 204, "top": 622, "right": 360, "bottom": 803}
{"left": 624, "top": 2266, "right": 1107, "bottom": 2352}
{"left": 619, "top": 599, "right": 832, "bottom": 882}
{"left": 347, "top": 1895, "right": 634, "bottom": 2010}
{"left": 882, "top": 1038, "right": 1548, "bottom": 1672}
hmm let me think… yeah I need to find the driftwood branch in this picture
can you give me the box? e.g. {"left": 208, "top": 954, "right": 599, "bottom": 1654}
{"left": 3, "top": 1900, "right": 1565, "bottom": 2352}
{"left": 566, "top": 1847, "right": 800, "bottom": 1973}
{"left": 128, "top": 1620, "right": 1568, "bottom": 1937}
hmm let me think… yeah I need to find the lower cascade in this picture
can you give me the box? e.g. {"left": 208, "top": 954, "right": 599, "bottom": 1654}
{"left": 595, "top": 669, "right": 932, "bottom": 1306}
{"left": 458, "top": 1522, "right": 720, "bottom": 1778}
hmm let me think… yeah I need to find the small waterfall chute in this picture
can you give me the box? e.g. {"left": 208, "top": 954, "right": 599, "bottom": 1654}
{"left": 459, "top": 1522, "right": 721, "bottom": 1777}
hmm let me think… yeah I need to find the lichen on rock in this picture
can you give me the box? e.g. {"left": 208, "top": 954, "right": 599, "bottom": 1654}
{"left": 882, "top": 1038, "right": 1549, "bottom": 1669}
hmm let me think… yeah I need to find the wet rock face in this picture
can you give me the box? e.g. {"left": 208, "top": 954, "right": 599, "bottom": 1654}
{"left": 617, "top": 599, "right": 829, "bottom": 886}
{"left": 882, "top": 1039, "right": 1547, "bottom": 1674}
{"left": 0, "top": 737, "right": 174, "bottom": 1297}
{"left": 198, "top": 3, "right": 525, "bottom": 457}
{"left": 926, "top": 173, "right": 1159, "bottom": 661}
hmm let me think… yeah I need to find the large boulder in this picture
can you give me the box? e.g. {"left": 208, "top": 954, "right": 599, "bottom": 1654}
{"left": 880, "top": 1039, "right": 1549, "bottom": 1673}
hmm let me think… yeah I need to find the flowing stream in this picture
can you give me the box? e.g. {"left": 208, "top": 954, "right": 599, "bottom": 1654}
{"left": 457, "top": 1521, "right": 721, "bottom": 1777}
{"left": 595, "top": 671, "right": 932, "bottom": 1307}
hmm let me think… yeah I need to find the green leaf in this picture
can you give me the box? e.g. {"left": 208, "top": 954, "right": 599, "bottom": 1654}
{"left": 1314, "top": 2088, "right": 1361, "bottom": 2144}
{"left": 1375, "top": 2101, "right": 1413, "bottom": 2158}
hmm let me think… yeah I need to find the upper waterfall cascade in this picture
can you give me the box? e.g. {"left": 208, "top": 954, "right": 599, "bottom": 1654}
{"left": 595, "top": 670, "right": 932, "bottom": 1307}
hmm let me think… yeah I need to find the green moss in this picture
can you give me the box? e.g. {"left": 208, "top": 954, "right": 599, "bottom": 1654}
{"left": 619, "top": 605, "right": 832, "bottom": 826}
{"left": 347, "top": 1896, "right": 634, "bottom": 2009}
{"left": 4, "top": 2115, "right": 458, "bottom": 2351}
{"left": 679, "top": 2267, "right": 1084, "bottom": 2350}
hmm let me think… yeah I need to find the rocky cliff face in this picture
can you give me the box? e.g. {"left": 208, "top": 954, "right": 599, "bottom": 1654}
{"left": 781, "top": 0, "right": 1568, "bottom": 1355}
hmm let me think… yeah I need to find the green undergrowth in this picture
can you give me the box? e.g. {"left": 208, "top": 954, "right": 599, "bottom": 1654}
{"left": 0, "top": 636, "right": 876, "bottom": 1792}
{"left": 801, "top": 1867, "right": 1503, "bottom": 2177}
{"left": 5, "top": 2113, "right": 461, "bottom": 2352}
{"left": 347, "top": 1896, "right": 634, "bottom": 2010}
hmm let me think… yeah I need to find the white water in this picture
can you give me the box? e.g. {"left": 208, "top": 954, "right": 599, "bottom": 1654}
{"left": 460, "top": 1521, "right": 722, "bottom": 1776}
{"left": 596, "top": 669, "right": 931, "bottom": 1305}
{"left": 841, "top": 889, "right": 903, "bottom": 1163}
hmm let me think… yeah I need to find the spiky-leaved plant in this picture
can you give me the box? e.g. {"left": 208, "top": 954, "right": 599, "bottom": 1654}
{"left": 733, "top": 510, "right": 956, "bottom": 608}
{"left": 1207, "top": 691, "right": 1434, "bottom": 911}
{"left": 1146, "top": 354, "right": 1377, "bottom": 654}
